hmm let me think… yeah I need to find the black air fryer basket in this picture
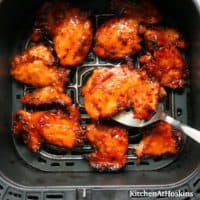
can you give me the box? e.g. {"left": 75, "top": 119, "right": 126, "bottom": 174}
{"left": 0, "top": 0, "right": 199, "bottom": 199}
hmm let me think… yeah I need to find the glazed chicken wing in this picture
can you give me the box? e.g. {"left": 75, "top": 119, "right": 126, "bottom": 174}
{"left": 13, "top": 110, "right": 43, "bottom": 152}
{"left": 140, "top": 46, "right": 187, "bottom": 88}
{"left": 135, "top": 121, "right": 183, "bottom": 158}
{"left": 82, "top": 65, "right": 163, "bottom": 120}
{"left": 13, "top": 106, "right": 84, "bottom": 152}
{"left": 94, "top": 17, "right": 142, "bottom": 59}
{"left": 111, "top": 0, "right": 162, "bottom": 25}
{"left": 10, "top": 44, "right": 69, "bottom": 88}
{"left": 86, "top": 124, "right": 128, "bottom": 171}
{"left": 21, "top": 86, "right": 72, "bottom": 107}
{"left": 31, "top": 2, "right": 93, "bottom": 67}
{"left": 144, "top": 27, "right": 187, "bottom": 51}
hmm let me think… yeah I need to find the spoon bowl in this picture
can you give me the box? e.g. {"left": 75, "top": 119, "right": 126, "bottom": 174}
{"left": 112, "top": 104, "right": 200, "bottom": 143}
{"left": 112, "top": 104, "right": 165, "bottom": 127}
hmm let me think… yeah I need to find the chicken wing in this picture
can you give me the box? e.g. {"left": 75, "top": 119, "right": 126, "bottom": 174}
{"left": 86, "top": 124, "right": 128, "bottom": 171}
{"left": 134, "top": 121, "right": 183, "bottom": 159}
{"left": 31, "top": 2, "right": 93, "bottom": 67}
{"left": 94, "top": 17, "right": 142, "bottom": 60}
{"left": 82, "top": 65, "right": 163, "bottom": 120}
{"left": 111, "top": 0, "right": 162, "bottom": 25}
{"left": 140, "top": 46, "right": 187, "bottom": 89}
{"left": 21, "top": 86, "right": 72, "bottom": 107}
{"left": 143, "top": 27, "right": 187, "bottom": 51}
{"left": 10, "top": 44, "right": 69, "bottom": 88}
{"left": 13, "top": 106, "right": 84, "bottom": 152}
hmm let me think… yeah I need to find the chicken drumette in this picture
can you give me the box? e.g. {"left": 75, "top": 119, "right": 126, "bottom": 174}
{"left": 94, "top": 0, "right": 163, "bottom": 60}
{"left": 13, "top": 105, "right": 84, "bottom": 152}
{"left": 139, "top": 26, "right": 188, "bottom": 89}
{"left": 86, "top": 124, "right": 128, "bottom": 171}
{"left": 94, "top": 17, "right": 142, "bottom": 60}
{"left": 21, "top": 86, "right": 72, "bottom": 107}
{"left": 31, "top": 1, "right": 93, "bottom": 67}
{"left": 140, "top": 46, "right": 187, "bottom": 89}
{"left": 10, "top": 44, "right": 69, "bottom": 88}
{"left": 82, "top": 65, "right": 163, "bottom": 120}
{"left": 143, "top": 27, "right": 187, "bottom": 51}
{"left": 135, "top": 121, "right": 183, "bottom": 159}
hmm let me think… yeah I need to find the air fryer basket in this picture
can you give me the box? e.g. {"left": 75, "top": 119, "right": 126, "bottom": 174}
{"left": 0, "top": 0, "right": 199, "bottom": 199}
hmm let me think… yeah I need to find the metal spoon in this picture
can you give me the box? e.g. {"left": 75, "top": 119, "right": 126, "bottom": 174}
{"left": 113, "top": 104, "right": 200, "bottom": 143}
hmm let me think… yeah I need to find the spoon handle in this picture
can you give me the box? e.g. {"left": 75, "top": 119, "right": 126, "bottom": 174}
{"left": 164, "top": 115, "right": 200, "bottom": 143}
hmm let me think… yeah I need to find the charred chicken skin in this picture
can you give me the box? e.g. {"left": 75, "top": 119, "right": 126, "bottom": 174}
{"left": 135, "top": 121, "right": 183, "bottom": 159}
{"left": 10, "top": 44, "right": 69, "bottom": 88}
{"left": 140, "top": 46, "right": 187, "bottom": 89}
{"left": 86, "top": 124, "right": 128, "bottom": 171}
{"left": 94, "top": 17, "right": 142, "bottom": 59}
{"left": 111, "top": 0, "right": 162, "bottom": 25}
{"left": 143, "top": 27, "right": 187, "bottom": 51}
{"left": 13, "top": 106, "right": 84, "bottom": 152}
{"left": 82, "top": 65, "right": 163, "bottom": 120}
{"left": 21, "top": 86, "right": 72, "bottom": 107}
{"left": 31, "top": 1, "right": 93, "bottom": 67}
